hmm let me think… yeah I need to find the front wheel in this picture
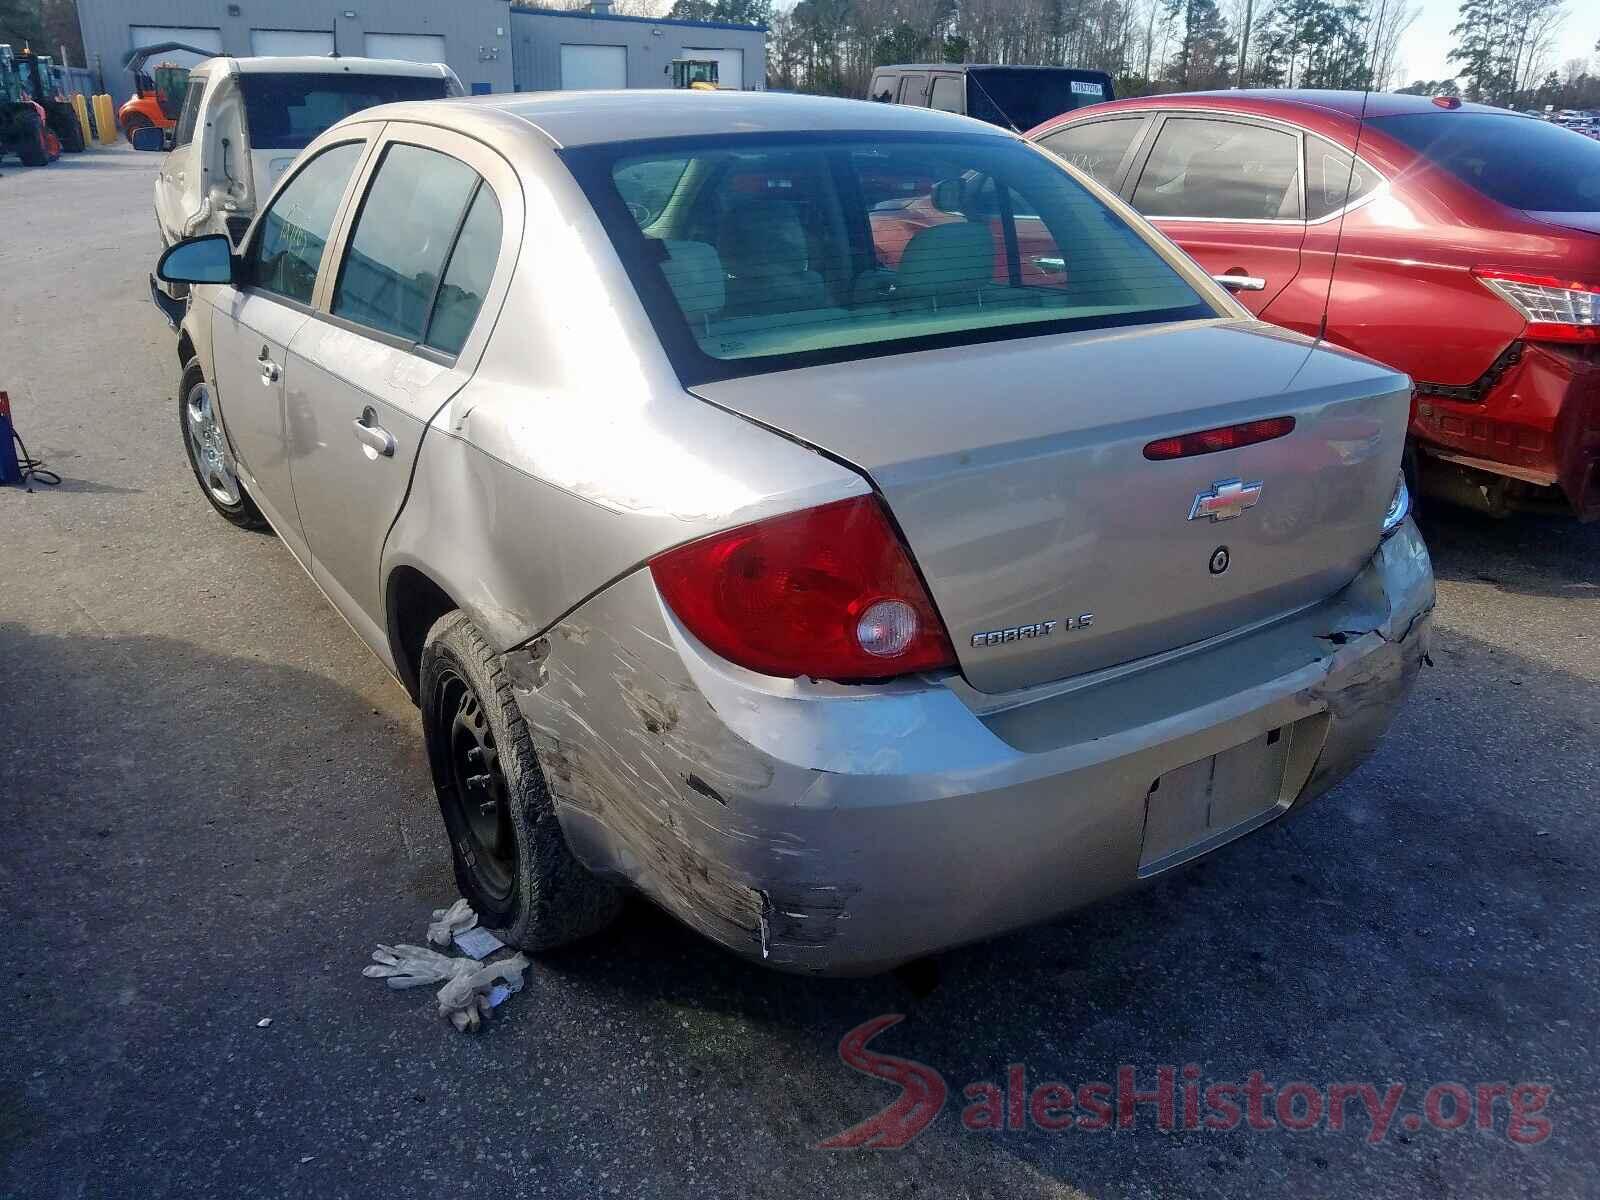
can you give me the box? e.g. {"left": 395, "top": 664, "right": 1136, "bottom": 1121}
{"left": 421, "top": 612, "right": 622, "bottom": 951}
{"left": 178, "top": 359, "right": 267, "bottom": 530}
{"left": 15, "top": 110, "right": 49, "bottom": 166}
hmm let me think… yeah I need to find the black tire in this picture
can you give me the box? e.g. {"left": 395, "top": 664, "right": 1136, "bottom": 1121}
{"left": 178, "top": 358, "right": 268, "bottom": 530}
{"left": 16, "top": 112, "right": 48, "bottom": 167}
{"left": 122, "top": 113, "right": 151, "bottom": 145}
{"left": 45, "top": 102, "right": 84, "bottom": 153}
{"left": 421, "top": 612, "right": 623, "bottom": 951}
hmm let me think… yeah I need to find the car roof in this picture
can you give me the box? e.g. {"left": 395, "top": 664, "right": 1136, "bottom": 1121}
{"left": 1035, "top": 88, "right": 1524, "bottom": 132}
{"left": 222, "top": 55, "right": 449, "bottom": 77}
{"left": 1177, "top": 89, "right": 1523, "bottom": 119}
{"left": 875, "top": 63, "right": 1111, "bottom": 74}
{"left": 355, "top": 90, "right": 1013, "bottom": 148}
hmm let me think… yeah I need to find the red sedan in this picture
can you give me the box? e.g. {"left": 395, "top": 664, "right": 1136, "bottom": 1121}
{"left": 1029, "top": 91, "right": 1600, "bottom": 520}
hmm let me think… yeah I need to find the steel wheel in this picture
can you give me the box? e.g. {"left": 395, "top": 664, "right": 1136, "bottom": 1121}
{"left": 437, "top": 666, "right": 517, "bottom": 903}
{"left": 184, "top": 379, "right": 242, "bottom": 508}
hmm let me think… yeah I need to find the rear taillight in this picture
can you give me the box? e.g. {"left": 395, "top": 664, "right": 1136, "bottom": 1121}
{"left": 649, "top": 495, "right": 957, "bottom": 682}
{"left": 1143, "top": 416, "right": 1295, "bottom": 461}
{"left": 1473, "top": 269, "right": 1600, "bottom": 344}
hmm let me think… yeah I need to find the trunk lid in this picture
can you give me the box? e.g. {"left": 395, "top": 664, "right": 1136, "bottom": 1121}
{"left": 690, "top": 320, "right": 1410, "bottom": 694}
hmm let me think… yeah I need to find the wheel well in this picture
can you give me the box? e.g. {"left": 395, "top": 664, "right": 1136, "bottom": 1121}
{"left": 388, "top": 567, "right": 458, "bottom": 703}
{"left": 177, "top": 330, "right": 196, "bottom": 370}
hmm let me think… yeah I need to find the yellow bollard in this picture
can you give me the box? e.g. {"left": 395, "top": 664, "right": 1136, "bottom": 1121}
{"left": 71, "top": 93, "right": 93, "bottom": 149}
{"left": 96, "top": 94, "right": 117, "bottom": 145}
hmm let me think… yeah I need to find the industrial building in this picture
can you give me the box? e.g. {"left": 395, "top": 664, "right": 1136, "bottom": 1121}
{"left": 75, "top": 0, "right": 765, "bottom": 99}
{"left": 510, "top": 5, "right": 764, "bottom": 92}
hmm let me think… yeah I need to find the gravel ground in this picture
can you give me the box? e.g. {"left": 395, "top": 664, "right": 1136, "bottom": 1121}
{"left": 2, "top": 146, "right": 1596, "bottom": 1199}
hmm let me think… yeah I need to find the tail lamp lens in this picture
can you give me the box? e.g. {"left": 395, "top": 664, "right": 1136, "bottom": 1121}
{"left": 1144, "top": 416, "right": 1296, "bottom": 461}
{"left": 649, "top": 496, "right": 957, "bottom": 682}
{"left": 1473, "top": 269, "right": 1600, "bottom": 343}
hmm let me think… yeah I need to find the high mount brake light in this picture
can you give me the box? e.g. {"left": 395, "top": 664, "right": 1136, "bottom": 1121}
{"left": 649, "top": 496, "right": 957, "bottom": 682}
{"left": 1473, "top": 269, "right": 1600, "bottom": 344}
{"left": 1143, "top": 416, "right": 1296, "bottom": 461}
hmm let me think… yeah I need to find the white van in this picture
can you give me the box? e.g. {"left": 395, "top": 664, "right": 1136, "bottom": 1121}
{"left": 134, "top": 56, "right": 461, "bottom": 254}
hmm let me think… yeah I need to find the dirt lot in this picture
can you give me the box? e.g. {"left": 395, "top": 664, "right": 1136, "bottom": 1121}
{"left": 2, "top": 147, "right": 1598, "bottom": 1199}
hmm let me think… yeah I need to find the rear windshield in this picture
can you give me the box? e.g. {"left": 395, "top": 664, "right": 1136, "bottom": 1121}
{"left": 967, "top": 69, "right": 1112, "bottom": 131}
{"left": 564, "top": 131, "right": 1211, "bottom": 384}
{"left": 240, "top": 73, "right": 450, "bottom": 151}
{"left": 1370, "top": 112, "right": 1600, "bottom": 212}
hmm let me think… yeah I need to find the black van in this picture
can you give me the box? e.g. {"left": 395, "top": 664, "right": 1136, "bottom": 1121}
{"left": 866, "top": 64, "right": 1115, "bottom": 131}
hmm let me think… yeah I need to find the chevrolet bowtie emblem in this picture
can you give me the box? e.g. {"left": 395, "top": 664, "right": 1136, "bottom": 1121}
{"left": 1189, "top": 478, "right": 1263, "bottom": 522}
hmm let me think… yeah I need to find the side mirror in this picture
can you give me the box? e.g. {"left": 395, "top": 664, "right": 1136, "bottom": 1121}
{"left": 930, "top": 178, "right": 964, "bottom": 213}
{"left": 157, "top": 234, "right": 236, "bottom": 285}
{"left": 130, "top": 124, "right": 166, "bottom": 152}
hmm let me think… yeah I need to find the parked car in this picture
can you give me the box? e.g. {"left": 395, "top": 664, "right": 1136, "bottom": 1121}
{"left": 1030, "top": 90, "right": 1600, "bottom": 520}
{"left": 154, "top": 91, "right": 1432, "bottom": 974}
{"left": 868, "top": 63, "right": 1114, "bottom": 130}
{"left": 132, "top": 55, "right": 461, "bottom": 255}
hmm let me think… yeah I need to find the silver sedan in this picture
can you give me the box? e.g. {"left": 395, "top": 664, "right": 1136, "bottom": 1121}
{"left": 156, "top": 90, "right": 1434, "bottom": 974}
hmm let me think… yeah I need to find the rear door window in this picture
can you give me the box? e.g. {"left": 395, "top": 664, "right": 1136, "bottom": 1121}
{"left": 331, "top": 143, "right": 482, "bottom": 344}
{"left": 239, "top": 73, "right": 450, "bottom": 152}
{"left": 868, "top": 72, "right": 895, "bottom": 103}
{"left": 248, "top": 140, "right": 366, "bottom": 305}
{"left": 896, "top": 74, "right": 928, "bottom": 106}
{"left": 1369, "top": 111, "right": 1600, "bottom": 212}
{"left": 425, "top": 185, "right": 503, "bottom": 356}
{"left": 1132, "top": 117, "right": 1302, "bottom": 220}
{"left": 928, "top": 75, "right": 964, "bottom": 114}
{"left": 1037, "top": 118, "right": 1146, "bottom": 188}
{"left": 1303, "top": 135, "right": 1381, "bottom": 220}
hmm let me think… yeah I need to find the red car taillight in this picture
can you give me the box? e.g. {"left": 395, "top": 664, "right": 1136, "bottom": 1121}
{"left": 1473, "top": 269, "right": 1600, "bottom": 344}
{"left": 649, "top": 495, "right": 957, "bottom": 682}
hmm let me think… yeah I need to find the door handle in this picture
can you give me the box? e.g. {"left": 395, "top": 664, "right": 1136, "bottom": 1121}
{"left": 257, "top": 346, "right": 280, "bottom": 385}
{"left": 352, "top": 406, "right": 395, "bottom": 458}
{"left": 1213, "top": 273, "right": 1266, "bottom": 292}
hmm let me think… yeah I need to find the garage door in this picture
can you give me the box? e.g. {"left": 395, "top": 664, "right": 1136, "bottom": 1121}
{"left": 250, "top": 29, "right": 335, "bottom": 57}
{"left": 364, "top": 33, "right": 448, "bottom": 64}
{"left": 560, "top": 44, "right": 626, "bottom": 90}
{"left": 128, "top": 25, "right": 222, "bottom": 69}
{"left": 683, "top": 47, "right": 743, "bottom": 90}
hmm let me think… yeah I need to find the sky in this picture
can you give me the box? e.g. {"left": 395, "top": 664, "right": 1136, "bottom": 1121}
{"left": 1397, "top": 0, "right": 1600, "bottom": 85}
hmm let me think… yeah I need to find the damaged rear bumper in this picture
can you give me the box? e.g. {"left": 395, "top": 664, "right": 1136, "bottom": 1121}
{"left": 1414, "top": 342, "right": 1600, "bottom": 520}
{"left": 510, "top": 521, "right": 1434, "bottom": 975}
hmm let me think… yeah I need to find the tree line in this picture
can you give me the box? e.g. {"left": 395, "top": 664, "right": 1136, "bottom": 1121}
{"left": 761, "top": 0, "right": 1424, "bottom": 97}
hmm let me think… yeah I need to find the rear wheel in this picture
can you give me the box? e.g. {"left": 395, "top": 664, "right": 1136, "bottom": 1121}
{"left": 178, "top": 359, "right": 267, "bottom": 530}
{"left": 122, "top": 113, "right": 151, "bottom": 145}
{"left": 46, "top": 102, "right": 84, "bottom": 153}
{"left": 421, "top": 612, "right": 622, "bottom": 951}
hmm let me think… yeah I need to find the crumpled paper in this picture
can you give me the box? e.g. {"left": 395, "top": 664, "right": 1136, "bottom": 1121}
{"left": 364, "top": 905, "right": 530, "bottom": 1033}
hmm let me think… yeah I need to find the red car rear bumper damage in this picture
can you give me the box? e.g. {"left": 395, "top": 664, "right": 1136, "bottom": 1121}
{"left": 1413, "top": 342, "right": 1600, "bottom": 520}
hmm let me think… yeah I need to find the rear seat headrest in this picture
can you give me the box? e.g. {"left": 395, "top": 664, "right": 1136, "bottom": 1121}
{"left": 659, "top": 239, "right": 725, "bottom": 319}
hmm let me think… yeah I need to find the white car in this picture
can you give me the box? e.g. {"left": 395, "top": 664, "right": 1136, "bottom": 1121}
{"left": 132, "top": 55, "right": 460, "bottom": 257}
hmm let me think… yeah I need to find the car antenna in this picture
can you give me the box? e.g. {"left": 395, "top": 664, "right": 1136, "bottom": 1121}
{"left": 1317, "top": 52, "right": 1378, "bottom": 343}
